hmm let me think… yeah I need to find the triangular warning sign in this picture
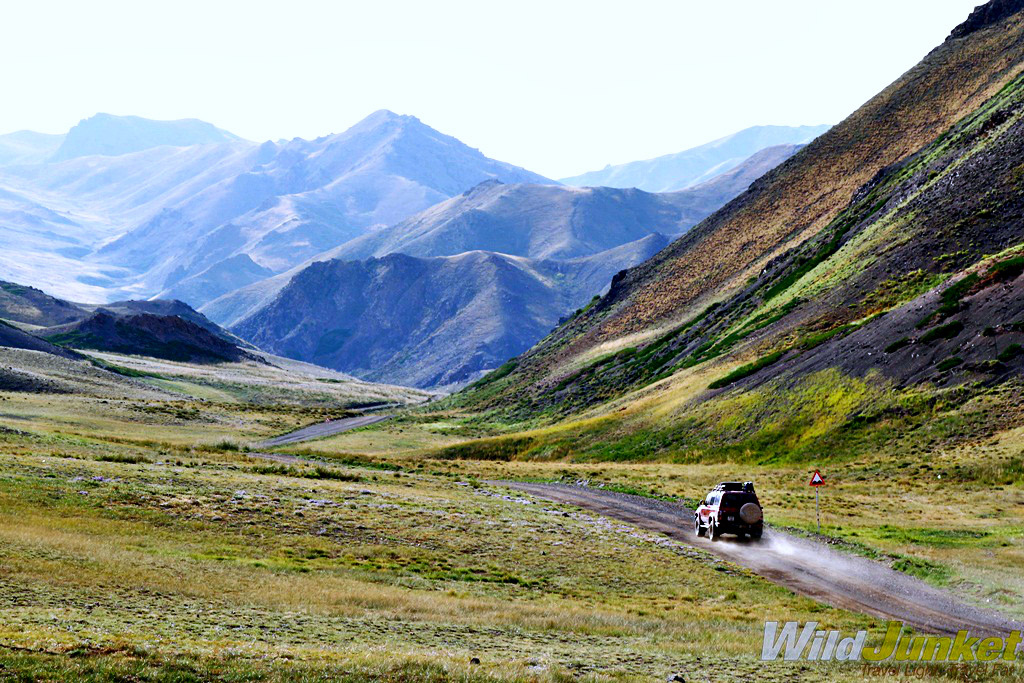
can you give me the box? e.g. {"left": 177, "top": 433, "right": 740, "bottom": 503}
{"left": 809, "top": 470, "right": 825, "bottom": 486}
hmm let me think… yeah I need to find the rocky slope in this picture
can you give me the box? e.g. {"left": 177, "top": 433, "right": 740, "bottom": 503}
{"left": 0, "top": 320, "right": 82, "bottom": 361}
{"left": 0, "top": 277, "right": 253, "bottom": 364}
{"left": 456, "top": 0, "right": 1024, "bottom": 421}
{"left": 0, "top": 280, "right": 88, "bottom": 327}
{"left": 559, "top": 125, "right": 828, "bottom": 192}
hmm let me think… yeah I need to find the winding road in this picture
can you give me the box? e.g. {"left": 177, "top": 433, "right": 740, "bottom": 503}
{"left": 251, "top": 413, "right": 392, "bottom": 449}
{"left": 501, "top": 482, "right": 1024, "bottom": 639}
{"left": 243, "top": 414, "right": 1022, "bottom": 638}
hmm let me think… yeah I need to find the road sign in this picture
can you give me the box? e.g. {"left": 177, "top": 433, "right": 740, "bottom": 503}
{"left": 809, "top": 470, "right": 824, "bottom": 532}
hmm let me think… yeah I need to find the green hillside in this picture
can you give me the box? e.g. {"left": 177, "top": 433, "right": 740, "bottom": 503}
{"left": 453, "top": 2, "right": 1024, "bottom": 439}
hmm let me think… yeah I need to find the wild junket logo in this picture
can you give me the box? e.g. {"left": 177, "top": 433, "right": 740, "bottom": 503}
{"left": 761, "top": 621, "right": 1023, "bottom": 663}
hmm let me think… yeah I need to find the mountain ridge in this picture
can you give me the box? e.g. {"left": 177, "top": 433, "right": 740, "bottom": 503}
{"left": 454, "top": 0, "right": 1024, "bottom": 419}
{"left": 224, "top": 143, "right": 807, "bottom": 387}
{"left": 559, "top": 125, "right": 828, "bottom": 192}
{"left": 0, "top": 110, "right": 552, "bottom": 304}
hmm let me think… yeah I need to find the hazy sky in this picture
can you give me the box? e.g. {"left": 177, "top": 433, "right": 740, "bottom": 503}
{"left": 1, "top": 0, "right": 982, "bottom": 178}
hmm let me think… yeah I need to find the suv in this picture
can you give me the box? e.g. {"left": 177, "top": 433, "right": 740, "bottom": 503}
{"left": 694, "top": 482, "right": 763, "bottom": 541}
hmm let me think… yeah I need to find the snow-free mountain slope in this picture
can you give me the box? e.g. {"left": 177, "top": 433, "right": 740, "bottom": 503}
{"left": 233, "top": 247, "right": 670, "bottom": 388}
{"left": 0, "top": 110, "right": 553, "bottom": 306}
{"left": 0, "top": 280, "right": 88, "bottom": 327}
{"left": 93, "top": 110, "right": 551, "bottom": 304}
{"left": 560, "top": 125, "right": 828, "bottom": 192}
{"left": 156, "top": 254, "right": 275, "bottom": 307}
{"left": 457, "top": 0, "right": 1024, "bottom": 417}
{"left": 42, "top": 311, "right": 253, "bottom": 364}
{"left": 227, "top": 143, "right": 807, "bottom": 387}
{"left": 327, "top": 180, "right": 702, "bottom": 263}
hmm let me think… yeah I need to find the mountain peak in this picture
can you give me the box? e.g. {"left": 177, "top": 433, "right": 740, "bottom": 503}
{"left": 348, "top": 109, "right": 422, "bottom": 133}
{"left": 949, "top": 0, "right": 1024, "bottom": 40}
{"left": 462, "top": 178, "right": 505, "bottom": 197}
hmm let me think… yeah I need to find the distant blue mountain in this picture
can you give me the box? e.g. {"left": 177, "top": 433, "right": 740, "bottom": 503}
{"left": 50, "top": 113, "right": 240, "bottom": 161}
{"left": 223, "top": 143, "right": 807, "bottom": 387}
{"left": 0, "top": 130, "right": 65, "bottom": 165}
{"left": 0, "top": 110, "right": 552, "bottom": 303}
{"left": 560, "top": 124, "right": 830, "bottom": 192}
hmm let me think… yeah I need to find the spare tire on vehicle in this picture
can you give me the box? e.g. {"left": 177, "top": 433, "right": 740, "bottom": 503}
{"left": 739, "top": 502, "right": 762, "bottom": 524}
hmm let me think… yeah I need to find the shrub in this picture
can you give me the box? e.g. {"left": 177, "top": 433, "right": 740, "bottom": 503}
{"left": 251, "top": 463, "right": 361, "bottom": 482}
{"left": 797, "top": 325, "right": 852, "bottom": 351}
{"left": 885, "top": 337, "right": 911, "bottom": 353}
{"left": 988, "top": 255, "right": 1024, "bottom": 283}
{"left": 936, "top": 357, "right": 963, "bottom": 371}
{"left": 468, "top": 360, "right": 518, "bottom": 389}
{"left": 920, "top": 320, "right": 964, "bottom": 343}
{"left": 434, "top": 436, "right": 536, "bottom": 461}
{"left": 998, "top": 343, "right": 1023, "bottom": 362}
{"left": 919, "top": 274, "right": 980, "bottom": 328}
{"left": 96, "top": 453, "right": 148, "bottom": 465}
{"left": 708, "top": 350, "right": 786, "bottom": 390}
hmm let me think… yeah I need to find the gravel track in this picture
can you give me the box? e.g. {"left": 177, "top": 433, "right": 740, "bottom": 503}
{"left": 501, "top": 482, "right": 1023, "bottom": 638}
{"left": 251, "top": 414, "right": 391, "bottom": 449}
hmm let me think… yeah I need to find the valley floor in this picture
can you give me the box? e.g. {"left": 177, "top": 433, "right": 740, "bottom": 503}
{"left": 1, "top": 379, "right": 1023, "bottom": 681}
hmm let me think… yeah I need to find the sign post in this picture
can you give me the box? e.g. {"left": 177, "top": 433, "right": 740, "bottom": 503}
{"left": 809, "top": 470, "right": 825, "bottom": 533}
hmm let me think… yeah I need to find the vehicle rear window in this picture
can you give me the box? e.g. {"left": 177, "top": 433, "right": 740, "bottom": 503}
{"left": 721, "top": 492, "right": 756, "bottom": 506}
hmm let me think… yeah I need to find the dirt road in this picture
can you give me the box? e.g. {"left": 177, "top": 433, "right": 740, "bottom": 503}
{"left": 502, "top": 482, "right": 1023, "bottom": 638}
{"left": 252, "top": 413, "right": 391, "bottom": 449}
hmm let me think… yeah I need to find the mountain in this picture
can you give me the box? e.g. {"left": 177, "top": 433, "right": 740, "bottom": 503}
{"left": 49, "top": 113, "right": 240, "bottom": 161}
{"left": 233, "top": 246, "right": 671, "bottom": 388}
{"left": 42, "top": 311, "right": 253, "bottom": 364}
{"left": 451, "top": 0, "right": 1024, "bottom": 446}
{"left": 89, "top": 298, "right": 251, "bottom": 347}
{"left": 0, "top": 319, "right": 82, "bottom": 361}
{"left": 137, "top": 110, "right": 552, "bottom": 303}
{"left": 226, "top": 144, "right": 806, "bottom": 387}
{"left": 146, "top": 255, "right": 274, "bottom": 315}
{"left": 0, "top": 280, "right": 88, "bottom": 327}
{"left": 324, "top": 179, "right": 708, "bottom": 262}
{"left": 0, "top": 140, "right": 261, "bottom": 301}
{"left": 0, "top": 277, "right": 241, "bottom": 344}
{"left": 0, "top": 131, "right": 65, "bottom": 166}
{"left": 199, "top": 175, "right": 724, "bottom": 329}
{"left": 0, "top": 276, "right": 253, "bottom": 364}
{"left": 0, "top": 110, "right": 553, "bottom": 305}
{"left": 560, "top": 125, "right": 829, "bottom": 192}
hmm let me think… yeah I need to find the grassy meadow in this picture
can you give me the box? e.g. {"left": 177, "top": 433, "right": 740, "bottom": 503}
{"left": 0, "top": 348, "right": 1021, "bottom": 680}
{"left": 0, "top": 390, "right": 883, "bottom": 682}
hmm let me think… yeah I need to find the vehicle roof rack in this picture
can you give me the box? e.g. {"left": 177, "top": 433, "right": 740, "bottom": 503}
{"left": 713, "top": 481, "right": 756, "bottom": 493}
